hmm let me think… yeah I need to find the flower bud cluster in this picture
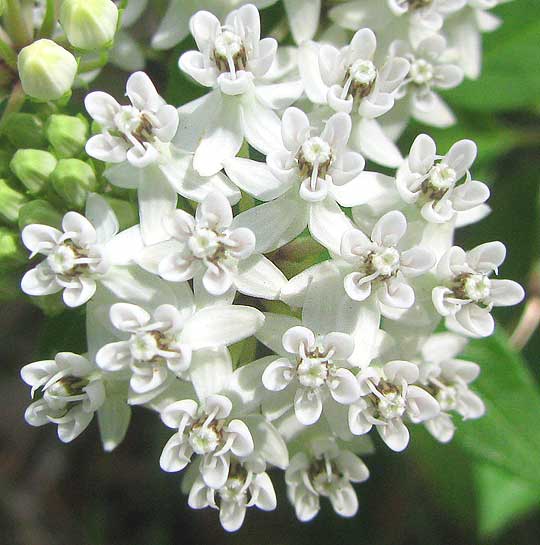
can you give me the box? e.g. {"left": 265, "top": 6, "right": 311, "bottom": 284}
{"left": 14, "top": 1, "right": 524, "bottom": 534}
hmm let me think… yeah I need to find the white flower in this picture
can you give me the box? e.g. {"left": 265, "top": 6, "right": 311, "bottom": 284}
{"left": 286, "top": 440, "right": 369, "bottom": 521}
{"left": 262, "top": 326, "right": 360, "bottom": 426}
{"left": 230, "top": 107, "right": 373, "bottom": 254}
{"left": 159, "top": 394, "right": 254, "bottom": 489}
{"left": 188, "top": 459, "right": 277, "bottom": 532}
{"left": 329, "top": 0, "right": 467, "bottom": 49}
{"left": 175, "top": 4, "right": 302, "bottom": 176}
{"left": 390, "top": 34, "right": 464, "bottom": 129}
{"left": 339, "top": 211, "right": 435, "bottom": 315}
{"left": 85, "top": 71, "right": 178, "bottom": 168}
{"left": 432, "top": 241, "right": 524, "bottom": 337}
{"left": 444, "top": 0, "right": 505, "bottom": 79}
{"left": 305, "top": 29, "right": 409, "bottom": 119}
{"left": 417, "top": 333, "right": 485, "bottom": 442}
{"left": 96, "top": 296, "right": 265, "bottom": 404}
{"left": 21, "top": 194, "right": 143, "bottom": 307}
{"left": 153, "top": 0, "right": 320, "bottom": 50}
{"left": 397, "top": 134, "right": 490, "bottom": 224}
{"left": 299, "top": 29, "right": 409, "bottom": 167}
{"left": 348, "top": 360, "right": 440, "bottom": 451}
{"left": 21, "top": 352, "right": 105, "bottom": 443}
{"left": 86, "top": 71, "right": 241, "bottom": 245}
{"left": 139, "top": 191, "right": 286, "bottom": 298}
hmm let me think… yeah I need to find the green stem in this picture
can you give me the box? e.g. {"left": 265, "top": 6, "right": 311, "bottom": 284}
{"left": 4, "top": 0, "right": 33, "bottom": 47}
{"left": 0, "top": 31, "right": 17, "bottom": 70}
{"left": 0, "top": 82, "right": 26, "bottom": 134}
{"left": 37, "top": 0, "right": 57, "bottom": 39}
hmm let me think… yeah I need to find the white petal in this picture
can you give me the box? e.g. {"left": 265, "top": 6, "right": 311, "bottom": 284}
{"left": 282, "top": 326, "right": 316, "bottom": 354}
{"left": 192, "top": 96, "right": 243, "bottom": 177}
{"left": 241, "top": 93, "right": 284, "bottom": 155}
{"left": 262, "top": 357, "right": 295, "bottom": 391}
{"left": 161, "top": 399, "right": 199, "bottom": 428}
{"left": 284, "top": 0, "right": 321, "bottom": 43}
{"left": 256, "top": 312, "right": 303, "bottom": 355}
{"left": 454, "top": 305, "right": 494, "bottom": 338}
{"left": 408, "top": 134, "right": 436, "bottom": 175}
{"left": 466, "top": 241, "right": 506, "bottom": 273}
{"left": 309, "top": 197, "right": 353, "bottom": 255}
{"left": 223, "top": 157, "right": 291, "bottom": 201}
{"left": 371, "top": 210, "right": 407, "bottom": 247}
{"left": 235, "top": 254, "right": 287, "bottom": 300}
{"left": 126, "top": 71, "right": 163, "bottom": 111}
{"left": 62, "top": 276, "right": 97, "bottom": 307}
{"left": 181, "top": 305, "right": 264, "bottom": 349}
{"left": 232, "top": 192, "right": 309, "bottom": 254}
{"left": 329, "top": 368, "right": 361, "bottom": 404}
{"left": 407, "top": 385, "right": 440, "bottom": 423}
{"left": 227, "top": 419, "right": 254, "bottom": 457}
{"left": 189, "top": 347, "right": 233, "bottom": 401}
{"left": 350, "top": 118, "right": 402, "bottom": 168}
{"left": 159, "top": 433, "right": 192, "bottom": 472}
{"left": 201, "top": 453, "right": 230, "bottom": 489}
{"left": 138, "top": 168, "right": 178, "bottom": 245}
{"left": 294, "top": 388, "right": 323, "bottom": 425}
{"left": 489, "top": 279, "right": 524, "bottom": 307}
{"left": 95, "top": 341, "right": 131, "bottom": 372}
{"left": 329, "top": 483, "right": 358, "bottom": 518}
{"left": 97, "top": 396, "right": 131, "bottom": 452}
{"left": 377, "top": 418, "right": 410, "bottom": 452}
{"left": 444, "top": 139, "right": 477, "bottom": 178}
{"left": 62, "top": 212, "right": 97, "bottom": 247}
{"left": 22, "top": 224, "right": 62, "bottom": 255}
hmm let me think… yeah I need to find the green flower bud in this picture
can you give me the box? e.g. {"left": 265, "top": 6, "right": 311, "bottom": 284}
{"left": 18, "top": 199, "right": 62, "bottom": 230}
{"left": 46, "top": 114, "right": 89, "bottom": 158}
{"left": 17, "top": 39, "right": 77, "bottom": 101}
{"left": 60, "top": 0, "right": 119, "bottom": 50}
{"left": 0, "top": 227, "right": 26, "bottom": 268}
{"left": 0, "top": 149, "right": 11, "bottom": 178}
{"left": 10, "top": 149, "right": 57, "bottom": 195}
{"left": 0, "top": 179, "right": 28, "bottom": 224}
{"left": 51, "top": 159, "right": 98, "bottom": 209}
{"left": 4, "top": 113, "right": 47, "bottom": 149}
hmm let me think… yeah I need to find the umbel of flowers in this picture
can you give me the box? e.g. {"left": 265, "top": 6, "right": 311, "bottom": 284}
{"left": 13, "top": 1, "right": 524, "bottom": 533}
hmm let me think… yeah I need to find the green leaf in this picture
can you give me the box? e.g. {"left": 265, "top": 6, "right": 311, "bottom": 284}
{"left": 455, "top": 331, "right": 540, "bottom": 488}
{"left": 445, "top": 0, "right": 540, "bottom": 111}
{"left": 474, "top": 463, "right": 540, "bottom": 538}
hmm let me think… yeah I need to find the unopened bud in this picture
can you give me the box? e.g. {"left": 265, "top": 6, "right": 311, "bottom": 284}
{"left": 10, "top": 150, "right": 57, "bottom": 195}
{"left": 46, "top": 115, "right": 89, "bottom": 158}
{"left": 0, "top": 228, "right": 26, "bottom": 267}
{"left": 17, "top": 39, "right": 77, "bottom": 101}
{"left": 60, "top": 0, "right": 119, "bottom": 50}
{"left": 0, "top": 179, "right": 28, "bottom": 224}
{"left": 4, "top": 113, "right": 46, "bottom": 149}
{"left": 18, "top": 200, "right": 63, "bottom": 230}
{"left": 51, "top": 159, "right": 98, "bottom": 209}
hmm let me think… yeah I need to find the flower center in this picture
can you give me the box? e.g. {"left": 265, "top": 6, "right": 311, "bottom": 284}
{"left": 129, "top": 332, "right": 159, "bottom": 361}
{"left": 188, "top": 422, "right": 221, "bottom": 455}
{"left": 350, "top": 59, "right": 377, "bottom": 86}
{"left": 47, "top": 375, "right": 89, "bottom": 398}
{"left": 377, "top": 390, "right": 407, "bottom": 419}
{"left": 188, "top": 228, "right": 220, "bottom": 259}
{"left": 213, "top": 30, "right": 247, "bottom": 75}
{"left": 371, "top": 247, "right": 401, "bottom": 277}
{"left": 410, "top": 59, "right": 434, "bottom": 85}
{"left": 300, "top": 137, "right": 332, "bottom": 166}
{"left": 463, "top": 273, "right": 491, "bottom": 302}
{"left": 436, "top": 386, "right": 458, "bottom": 411}
{"left": 297, "top": 357, "right": 330, "bottom": 388}
{"left": 47, "top": 244, "right": 77, "bottom": 274}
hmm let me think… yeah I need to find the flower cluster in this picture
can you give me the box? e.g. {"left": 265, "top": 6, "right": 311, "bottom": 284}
{"left": 16, "top": 1, "right": 523, "bottom": 533}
